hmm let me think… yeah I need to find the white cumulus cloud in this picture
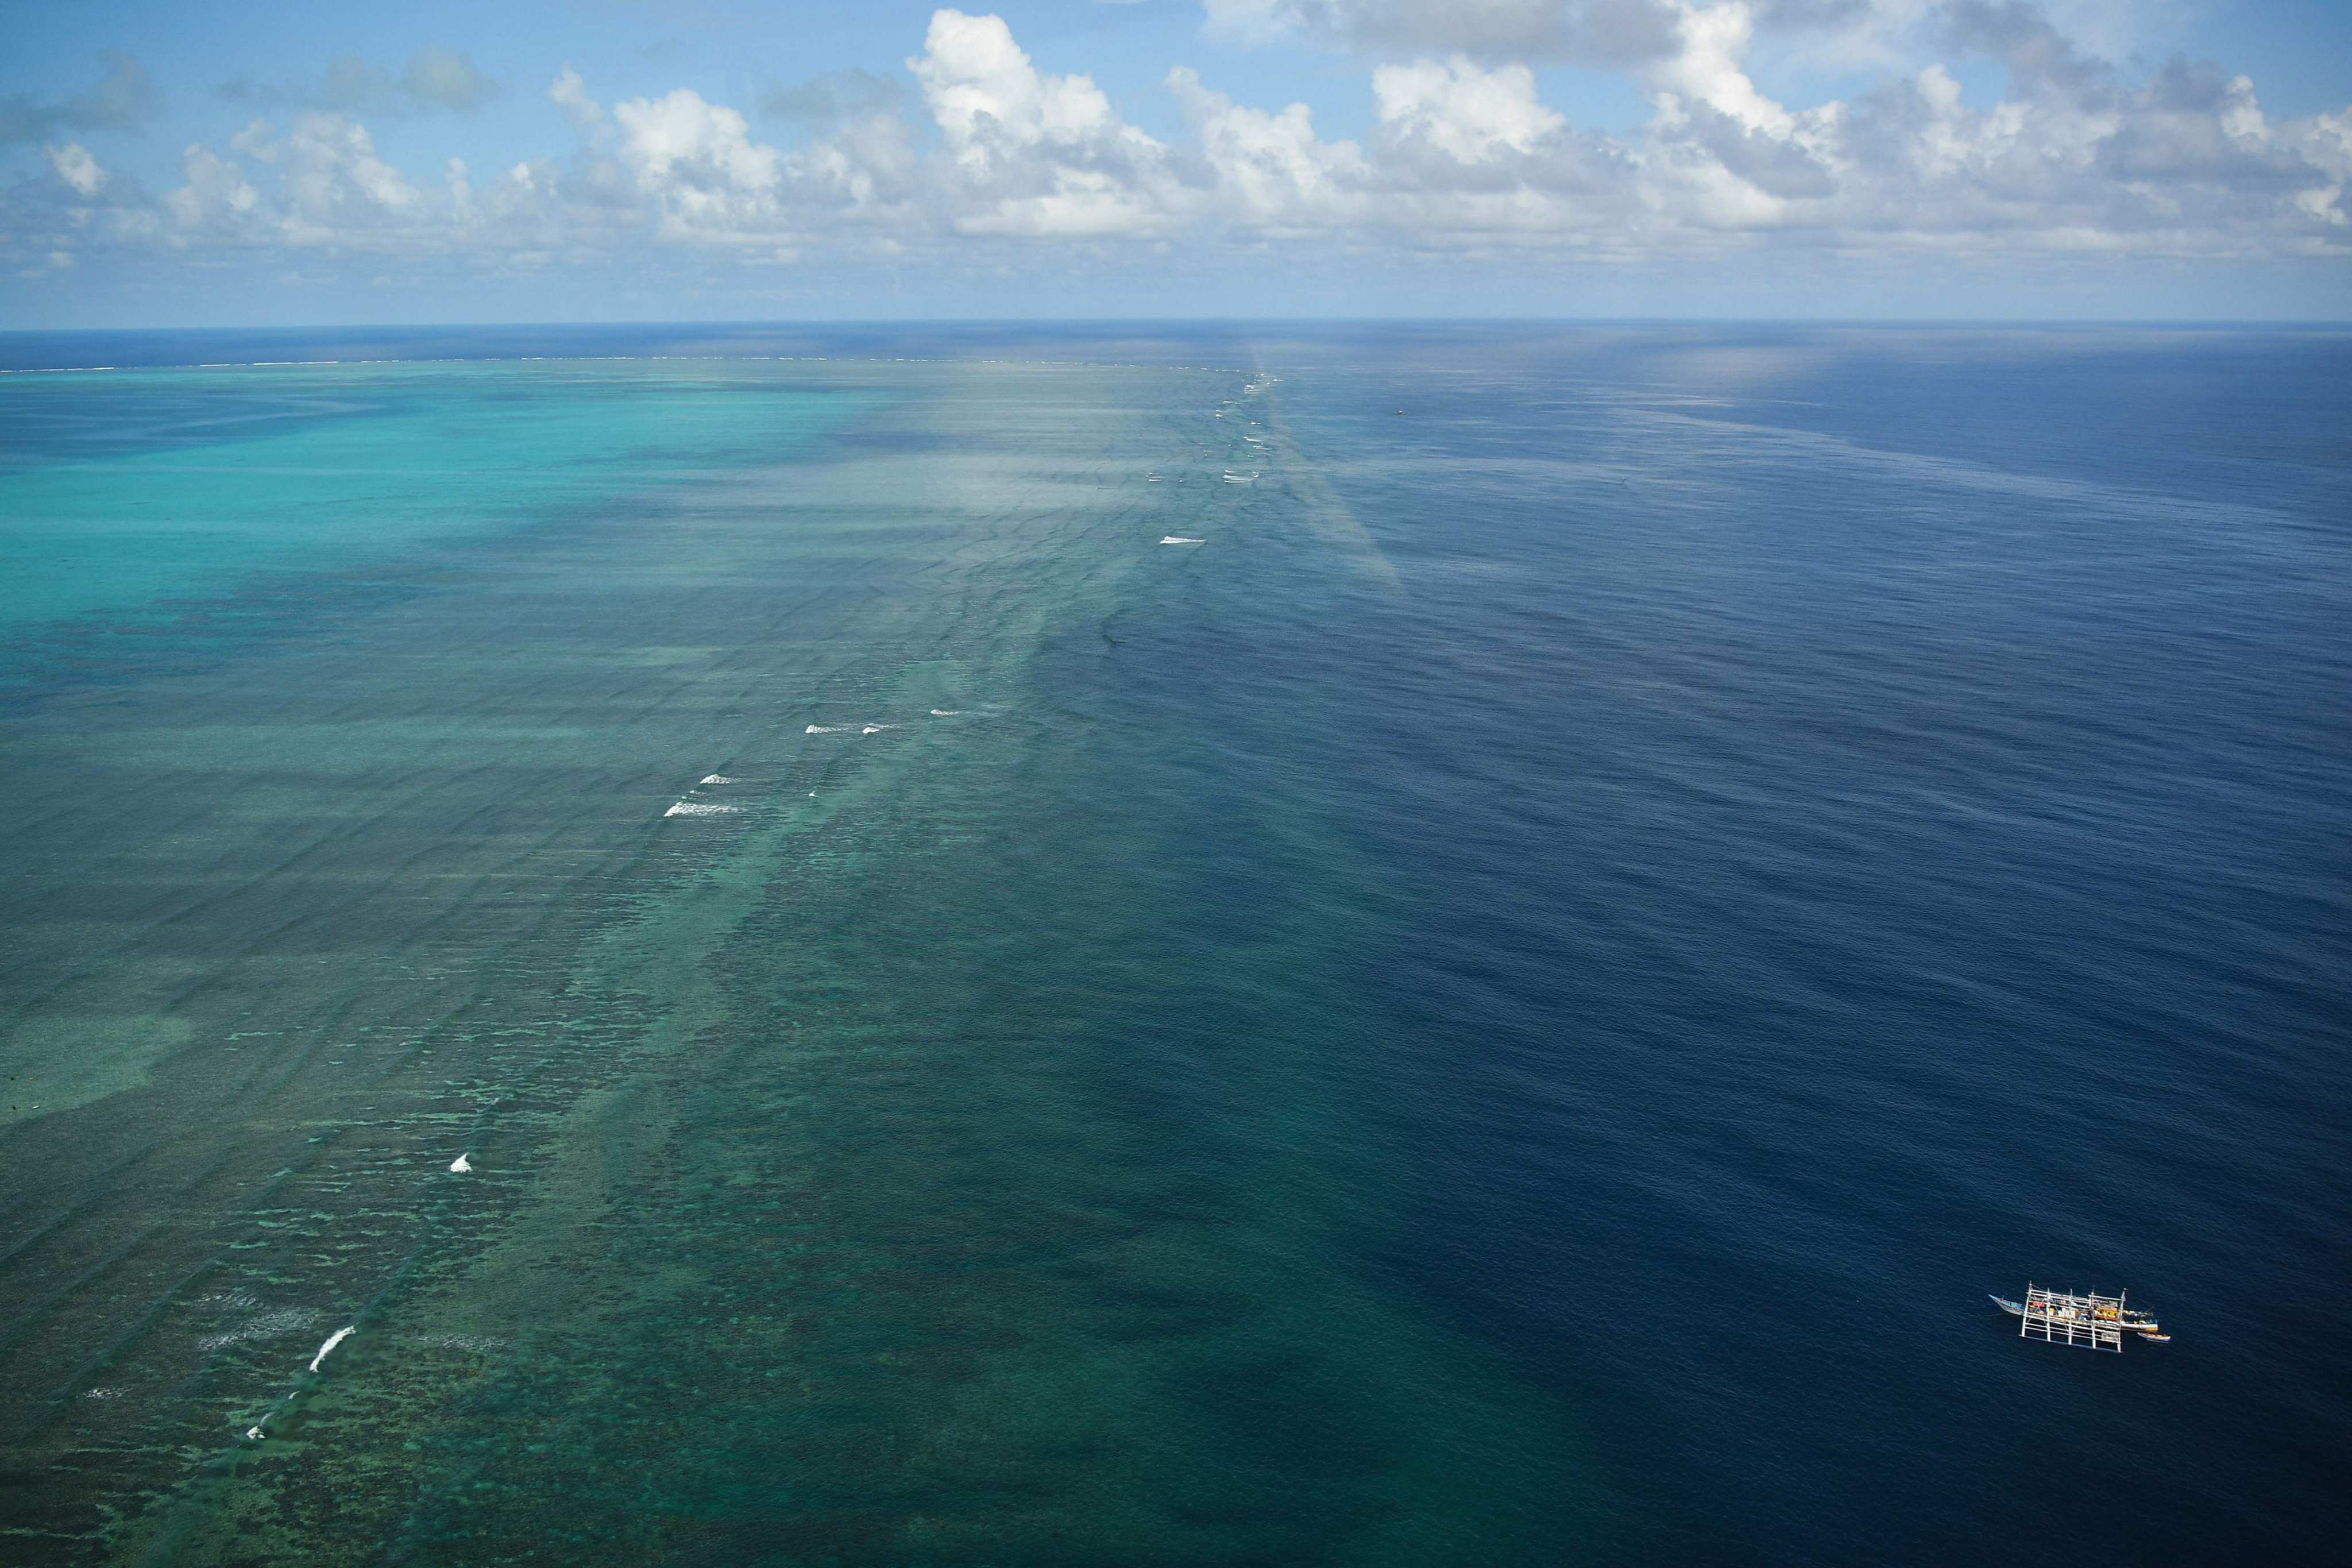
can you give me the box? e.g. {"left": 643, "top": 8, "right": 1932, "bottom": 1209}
{"left": 1372, "top": 57, "right": 1565, "bottom": 162}
{"left": 6, "top": 5, "right": 2346, "bottom": 289}
{"left": 613, "top": 90, "right": 786, "bottom": 239}
{"left": 44, "top": 141, "right": 106, "bottom": 196}
{"left": 894, "top": 10, "right": 1187, "bottom": 235}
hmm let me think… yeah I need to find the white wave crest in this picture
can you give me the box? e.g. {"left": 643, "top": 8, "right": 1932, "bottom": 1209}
{"left": 1160, "top": 536, "right": 1205, "bottom": 546}
{"left": 308, "top": 1325, "right": 355, "bottom": 1373}
{"left": 700, "top": 774, "right": 738, "bottom": 785}
{"left": 665, "top": 801, "right": 743, "bottom": 817}
{"left": 930, "top": 709, "right": 964, "bottom": 716}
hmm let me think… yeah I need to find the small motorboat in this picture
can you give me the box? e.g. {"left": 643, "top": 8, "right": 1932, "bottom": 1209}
{"left": 2137, "top": 1332, "right": 2171, "bottom": 1343}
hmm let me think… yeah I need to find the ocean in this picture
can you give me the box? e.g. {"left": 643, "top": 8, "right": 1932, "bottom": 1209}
{"left": 0, "top": 323, "right": 2345, "bottom": 1564}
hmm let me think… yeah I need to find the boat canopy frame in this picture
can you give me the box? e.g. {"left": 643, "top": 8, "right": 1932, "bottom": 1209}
{"left": 2018, "top": 1283, "right": 2127, "bottom": 1351}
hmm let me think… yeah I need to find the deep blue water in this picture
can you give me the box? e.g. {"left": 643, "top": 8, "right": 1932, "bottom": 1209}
{"left": 1, "top": 323, "right": 2345, "bottom": 1564}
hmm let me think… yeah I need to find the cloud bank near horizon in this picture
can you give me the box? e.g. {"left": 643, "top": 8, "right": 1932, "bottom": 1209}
{"left": 6, "top": 3, "right": 2349, "bottom": 310}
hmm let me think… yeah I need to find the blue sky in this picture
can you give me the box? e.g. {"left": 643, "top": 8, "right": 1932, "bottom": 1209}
{"left": 3, "top": 1, "right": 2348, "bottom": 324}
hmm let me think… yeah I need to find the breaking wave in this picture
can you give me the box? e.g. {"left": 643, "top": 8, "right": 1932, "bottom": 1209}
{"left": 308, "top": 1326, "right": 356, "bottom": 1373}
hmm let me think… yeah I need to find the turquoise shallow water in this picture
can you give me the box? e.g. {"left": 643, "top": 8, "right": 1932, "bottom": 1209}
{"left": 0, "top": 361, "right": 868, "bottom": 638}
{"left": 1, "top": 326, "right": 2346, "bottom": 1565}
{"left": 1, "top": 343, "right": 1594, "bottom": 1563}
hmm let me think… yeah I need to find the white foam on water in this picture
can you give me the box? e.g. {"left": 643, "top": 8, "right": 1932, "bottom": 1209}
{"left": 426, "top": 1333, "right": 508, "bottom": 1353}
{"left": 700, "top": 774, "right": 739, "bottom": 785}
{"left": 666, "top": 801, "right": 742, "bottom": 817}
{"left": 449, "top": 1153, "right": 473, "bottom": 1173}
{"left": 246, "top": 1425, "right": 266, "bottom": 1440}
{"left": 83, "top": 1387, "right": 122, "bottom": 1400}
{"left": 197, "top": 1306, "right": 322, "bottom": 1352}
{"left": 308, "top": 1326, "right": 355, "bottom": 1373}
{"left": 806, "top": 724, "right": 851, "bottom": 734}
{"left": 1160, "top": 536, "right": 1206, "bottom": 546}
{"left": 862, "top": 724, "right": 899, "bottom": 735}
{"left": 930, "top": 709, "right": 964, "bottom": 716}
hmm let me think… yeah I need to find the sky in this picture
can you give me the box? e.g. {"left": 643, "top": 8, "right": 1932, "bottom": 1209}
{"left": 2, "top": 0, "right": 2348, "bottom": 325}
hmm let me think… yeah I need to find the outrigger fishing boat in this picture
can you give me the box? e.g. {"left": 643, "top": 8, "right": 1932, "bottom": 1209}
{"left": 1992, "top": 1285, "right": 2167, "bottom": 1349}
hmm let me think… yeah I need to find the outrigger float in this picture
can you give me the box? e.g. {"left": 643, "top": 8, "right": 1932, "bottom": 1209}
{"left": 1991, "top": 1285, "right": 2168, "bottom": 1350}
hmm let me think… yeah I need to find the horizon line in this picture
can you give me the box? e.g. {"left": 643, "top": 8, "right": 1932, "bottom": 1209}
{"left": 6, "top": 315, "right": 2350, "bottom": 337}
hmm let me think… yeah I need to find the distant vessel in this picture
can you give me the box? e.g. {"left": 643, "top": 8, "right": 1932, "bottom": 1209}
{"left": 1992, "top": 1285, "right": 2166, "bottom": 1349}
